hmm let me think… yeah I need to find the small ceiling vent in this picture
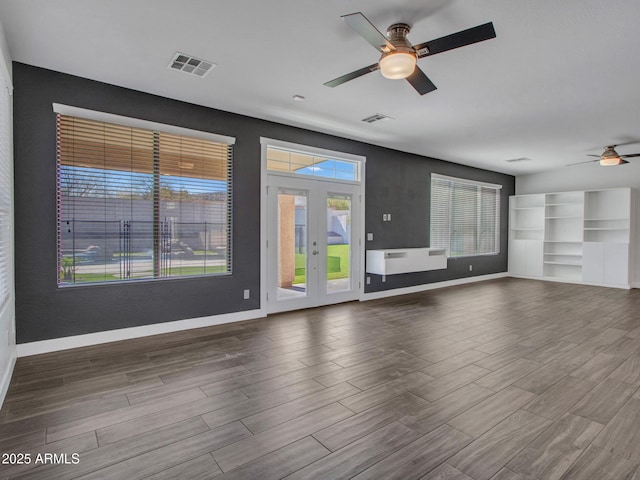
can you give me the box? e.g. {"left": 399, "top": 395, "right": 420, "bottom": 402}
{"left": 506, "top": 157, "right": 532, "bottom": 163}
{"left": 168, "top": 52, "right": 215, "bottom": 78}
{"left": 361, "top": 113, "right": 394, "bottom": 123}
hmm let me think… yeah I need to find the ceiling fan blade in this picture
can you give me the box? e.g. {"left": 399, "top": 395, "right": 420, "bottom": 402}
{"left": 565, "top": 159, "right": 600, "bottom": 166}
{"left": 414, "top": 22, "right": 496, "bottom": 58}
{"left": 342, "top": 12, "right": 395, "bottom": 53}
{"left": 324, "top": 63, "right": 380, "bottom": 88}
{"left": 621, "top": 153, "right": 640, "bottom": 158}
{"left": 406, "top": 66, "right": 437, "bottom": 95}
{"left": 586, "top": 154, "right": 600, "bottom": 157}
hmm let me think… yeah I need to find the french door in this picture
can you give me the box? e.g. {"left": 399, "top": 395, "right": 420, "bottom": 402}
{"left": 267, "top": 175, "right": 361, "bottom": 313}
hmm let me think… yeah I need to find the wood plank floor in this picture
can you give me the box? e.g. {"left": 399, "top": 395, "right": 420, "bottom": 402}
{"left": 2, "top": 277, "right": 640, "bottom": 479}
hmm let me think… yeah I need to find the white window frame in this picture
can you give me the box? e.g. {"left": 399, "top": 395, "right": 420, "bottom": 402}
{"left": 264, "top": 138, "right": 363, "bottom": 185}
{"left": 259, "top": 137, "right": 366, "bottom": 314}
{"left": 0, "top": 66, "right": 12, "bottom": 310}
{"left": 54, "top": 104, "right": 235, "bottom": 286}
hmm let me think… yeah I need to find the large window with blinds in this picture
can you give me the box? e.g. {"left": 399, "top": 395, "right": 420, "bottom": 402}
{"left": 56, "top": 108, "right": 234, "bottom": 286}
{"left": 430, "top": 174, "right": 501, "bottom": 257}
{"left": 0, "top": 75, "right": 11, "bottom": 305}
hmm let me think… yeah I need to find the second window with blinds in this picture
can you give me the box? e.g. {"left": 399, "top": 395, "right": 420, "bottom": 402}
{"left": 430, "top": 174, "right": 501, "bottom": 257}
{"left": 56, "top": 108, "right": 234, "bottom": 286}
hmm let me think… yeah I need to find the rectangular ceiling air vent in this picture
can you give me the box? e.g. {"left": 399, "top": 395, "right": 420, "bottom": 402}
{"left": 168, "top": 52, "right": 216, "bottom": 78}
{"left": 506, "top": 157, "right": 532, "bottom": 163}
{"left": 361, "top": 113, "right": 394, "bottom": 123}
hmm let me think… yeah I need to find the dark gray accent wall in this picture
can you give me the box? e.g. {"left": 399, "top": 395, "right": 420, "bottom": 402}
{"left": 13, "top": 62, "right": 514, "bottom": 343}
{"left": 364, "top": 149, "right": 513, "bottom": 291}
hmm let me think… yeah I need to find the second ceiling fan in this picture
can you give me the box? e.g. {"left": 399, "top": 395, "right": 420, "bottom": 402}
{"left": 567, "top": 145, "right": 640, "bottom": 167}
{"left": 325, "top": 12, "right": 496, "bottom": 95}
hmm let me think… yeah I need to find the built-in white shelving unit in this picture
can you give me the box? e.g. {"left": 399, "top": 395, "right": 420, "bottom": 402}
{"left": 543, "top": 191, "right": 584, "bottom": 281}
{"left": 509, "top": 194, "right": 545, "bottom": 277}
{"left": 581, "top": 188, "right": 632, "bottom": 286}
{"left": 509, "top": 188, "right": 634, "bottom": 288}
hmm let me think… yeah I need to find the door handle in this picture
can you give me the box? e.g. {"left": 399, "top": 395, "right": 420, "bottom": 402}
{"left": 312, "top": 250, "right": 319, "bottom": 255}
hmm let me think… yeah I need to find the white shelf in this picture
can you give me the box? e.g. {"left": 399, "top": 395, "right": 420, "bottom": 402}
{"left": 544, "top": 240, "right": 581, "bottom": 243}
{"left": 545, "top": 273, "right": 583, "bottom": 282}
{"left": 584, "top": 227, "right": 627, "bottom": 231}
{"left": 544, "top": 253, "right": 582, "bottom": 257}
{"left": 544, "top": 261, "right": 582, "bottom": 266}
{"left": 512, "top": 231, "right": 544, "bottom": 241}
{"left": 545, "top": 216, "right": 583, "bottom": 219}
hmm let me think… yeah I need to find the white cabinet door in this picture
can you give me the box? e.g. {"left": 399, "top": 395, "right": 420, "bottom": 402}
{"left": 604, "top": 243, "right": 629, "bottom": 286}
{"left": 509, "top": 240, "right": 527, "bottom": 275}
{"left": 510, "top": 240, "right": 543, "bottom": 277}
{"left": 582, "top": 242, "right": 629, "bottom": 286}
{"left": 526, "top": 241, "right": 544, "bottom": 277}
{"left": 583, "top": 242, "right": 605, "bottom": 283}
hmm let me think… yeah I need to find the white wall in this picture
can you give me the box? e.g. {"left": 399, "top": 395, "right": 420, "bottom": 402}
{"left": 0, "top": 16, "right": 14, "bottom": 408}
{"left": 516, "top": 163, "right": 640, "bottom": 287}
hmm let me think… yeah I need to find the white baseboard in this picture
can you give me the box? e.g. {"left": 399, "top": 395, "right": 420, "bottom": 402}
{"left": 360, "top": 272, "right": 509, "bottom": 301}
{"left": 16, "top": 308, "right": 266, "bottom": 357}
{"left": 631, "top": 282, "right": 640, "bottom": 289}
{"left": 0, "top": 349, "right": 16, "bottom": 409}
{"left": 510, "top": 273, "right": 633, "bottom": 290}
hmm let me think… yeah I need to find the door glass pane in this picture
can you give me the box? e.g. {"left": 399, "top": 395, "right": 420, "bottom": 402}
{"left": 277, "top": 189, "right": 308, "bottom": 300}
{"left": 327, "top": 194, "right": 351, "bottom": 293}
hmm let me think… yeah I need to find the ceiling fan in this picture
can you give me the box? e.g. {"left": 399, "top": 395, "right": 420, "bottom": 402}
{"left": 324, "top": 12, "right": 496, "bottom": 95}
{"left": 568, "top": 145, "right": 640, "bottom": 167}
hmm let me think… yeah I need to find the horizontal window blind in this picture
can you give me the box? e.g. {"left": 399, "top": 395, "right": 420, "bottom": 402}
{"left": 430, "top": 175, "right": 501, "bottom": 257}
{"left": 57, "top": 114, "right": 233, "bottom": 285}
{"left": 0, "top": 80, "right": 11, "bottom": 306}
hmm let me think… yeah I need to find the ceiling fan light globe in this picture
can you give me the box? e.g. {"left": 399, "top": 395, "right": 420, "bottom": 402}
{"left": 600, "top": 156, "right": 624, "bottom": 166}
{"left": 379, "top": 52, "right": 416, "bottom": 79}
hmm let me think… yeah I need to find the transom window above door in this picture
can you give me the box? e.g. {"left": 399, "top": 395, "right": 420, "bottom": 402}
{"left": 267, "top": 146, "right": 360, "bottom": 182}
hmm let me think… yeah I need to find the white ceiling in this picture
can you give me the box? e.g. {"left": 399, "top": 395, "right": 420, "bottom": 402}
{"left": 0, "top": 0, "right": 639, "bottom": 175}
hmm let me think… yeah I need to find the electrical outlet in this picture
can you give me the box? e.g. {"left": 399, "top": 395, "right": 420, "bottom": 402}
{"left": 382, "top": 275, "right": 386, "bottom": 283}
{"left": 243, "top": 289, "right": 250, "bottom": 299}
{"left": 387, "top": 213, "right": 391, "bottom": 221}
{"left": 469, "top": 265, "right": 473, "bottom": 271}
{"left": 367, "top": 232, "right": 373, "bottom": 241}
{"left": 366, "top": 276, "right": 371, "bottom": 285}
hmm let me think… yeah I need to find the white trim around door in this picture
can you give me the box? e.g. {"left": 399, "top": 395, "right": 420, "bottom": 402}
{"left": 260, "top": 138, "right": 366, "bottom": 315}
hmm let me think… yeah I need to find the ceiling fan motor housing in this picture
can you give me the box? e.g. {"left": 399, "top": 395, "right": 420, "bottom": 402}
{"left": 385, "top": 23, "right": 415, "bottom": 53}
{"left": 602, "top": 145, "right": 619, "bottom": 158}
